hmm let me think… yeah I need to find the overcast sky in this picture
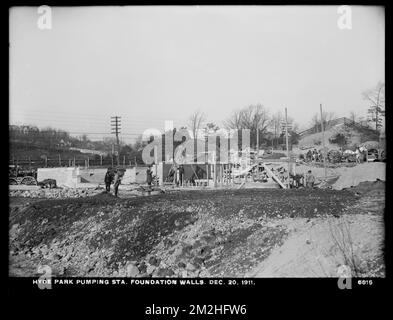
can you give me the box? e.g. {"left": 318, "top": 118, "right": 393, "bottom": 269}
{"left": 9, "top": 6, "right": 384, "bottom": 142}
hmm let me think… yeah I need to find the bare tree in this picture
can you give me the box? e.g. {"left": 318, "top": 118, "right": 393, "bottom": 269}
{"left": 188, "top": 110, "right": 206, "bottom": 163}
{"left": 225, "top": 103, "right": 271, "bottom": 149}
{"left": 270, "top": 111, "right": 283, "bottom": 148}
{"left": 188, "top": 110, "right": 206, "bottom": 139}
{"left": 349, "top": 111, "right": 358, "bottom": 124}
{"left": 363, "top": 82, "right": 385, "bottom": 132}
{"left": 224, "top": 110, "right": 243, "bottom": 130}
{"left": 310, "top": 111, "right": 336, "bottom": 133}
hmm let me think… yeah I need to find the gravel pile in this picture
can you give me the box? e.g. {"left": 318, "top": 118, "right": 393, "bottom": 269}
{"left": 9, "top": 188, "right": 103, "bottom": 199}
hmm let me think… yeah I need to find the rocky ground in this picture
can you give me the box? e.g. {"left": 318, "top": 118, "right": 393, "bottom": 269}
{"left": 9, "top": 187, "right": 103, "bottom": 199}
{"left": 9, "top": 182, "right": 385, "bottom": 278}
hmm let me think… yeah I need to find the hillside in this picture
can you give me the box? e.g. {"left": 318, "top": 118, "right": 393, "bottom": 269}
{"left": 297, "top": 122, "right": 379, "bottom": 150}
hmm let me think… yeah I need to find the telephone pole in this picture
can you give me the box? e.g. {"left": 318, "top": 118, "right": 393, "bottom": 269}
{"left": 320, "top": 104, "right": 327, "bottom": 181}
{"left": 111, "top": 116, "right": 121, "bottom": 166}
{"left": 285, "top": 108, "right": 290, "bottom": 188}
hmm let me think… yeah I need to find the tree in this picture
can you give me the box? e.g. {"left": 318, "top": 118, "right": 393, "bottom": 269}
{"left": 188, "top": 110, "right": 207, "bottom": 163}
{"left": 269, "top": 111, "right": 281, "bottom": 148}
{"left": 204, "top": 122, "right": 219, "bottom": 135}
{"left": 188, "top": 110, "right": 206, "bottom": 139}
{"left": 310, "top": 111, "right": 336, "bottom": 133}
{"left": 363, "top": 82, "right": 385, "bottom": 133}
{"left": 224, "top": 103, "right": 271, "bottom": 149}
{"left": 349, "top": 111, "right": 358, "bottom": 124}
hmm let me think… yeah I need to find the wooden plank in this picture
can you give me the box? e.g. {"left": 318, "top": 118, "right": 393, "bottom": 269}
{"left": 262, "top": 162, "right": 287, "bottom": 189}
{"left": 237, "top": 181, "right": 246, "bottom": 189}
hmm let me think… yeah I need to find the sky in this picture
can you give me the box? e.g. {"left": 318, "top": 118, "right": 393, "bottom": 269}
{"left": 9, "top": 5, "right": 385, "bottom": 143}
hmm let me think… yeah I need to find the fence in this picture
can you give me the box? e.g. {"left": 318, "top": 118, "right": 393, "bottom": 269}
{"left": 9, "top": 155, "right": 139, "bottom": 169}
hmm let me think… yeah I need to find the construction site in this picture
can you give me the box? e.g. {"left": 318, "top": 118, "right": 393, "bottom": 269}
{"left": 9, "top": 6, "right": 386, "bottom": 282}
{"left": 9, "top": 117, "right": 386, "bottom": 279}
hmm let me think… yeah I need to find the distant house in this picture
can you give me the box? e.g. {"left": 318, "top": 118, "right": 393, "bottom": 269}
{"left": 69, "top": 147, "right": 108, "bottom": 157}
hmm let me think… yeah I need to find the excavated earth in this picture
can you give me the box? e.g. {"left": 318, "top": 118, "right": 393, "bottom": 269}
{"left": 9, "top": 184, "right": 384, "bottom": 278}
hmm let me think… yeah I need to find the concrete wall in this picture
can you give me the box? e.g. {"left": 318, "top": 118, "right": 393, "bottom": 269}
{"left": 78, "top": 167, "right": 150, "bottom": 185}
{"left": 37, "top": 167, "right": 81, "bottom": 188}
{"left": 79, "top": 168, "right": 107, "bottom": 184}
{"left": 122, "top": 167, "right": 148, "bottom": 184}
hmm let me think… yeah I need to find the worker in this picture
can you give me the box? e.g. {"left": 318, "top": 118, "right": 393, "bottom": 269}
{"left": 178, "top": 165, "right": 185, "bottom": 187}
{"left": 113, "top": 170, "right": 122, "bottom": 197}
{"left": 146, "top": 166, "right": 153, "bottom": 188}
{"left": 305, "top": 170, "right": 315, "bottom": 188}
{"left": 360, "top": 147, "right": 368, "bottom": 162}
{"left": 306, "top": 150, "right": 312, "bottom": 162}
{"left": 104, "top": 168, "right": 113, "bottom": 192}
{"left": 261, "top": 170, "right": 268, "bottom": 182}
{"left": 355, "top": 147, "right": 361, "bottom": 164}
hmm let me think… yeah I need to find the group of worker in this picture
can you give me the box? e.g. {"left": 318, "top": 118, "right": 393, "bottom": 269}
{"left": 266, "top": 167, "right": 316, "bottom": 188}
{"left": 104, "top": 168, "right": 123, "bottom": 197}
{"left": 167, "top": 164, "right": 185, "bottom": 186}
{"left": 305, "top": 149, "right": 323, "bottom": 162}
{"left": 288, "top": 170, "right": 315, "bottom": 188}
{"left": 105, "top": 166, "right": 156, "bottom": 197}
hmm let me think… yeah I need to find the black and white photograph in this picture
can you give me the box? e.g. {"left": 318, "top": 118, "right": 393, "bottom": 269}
{"left": 8, "top": 5, "right": 386, "bottom": 291}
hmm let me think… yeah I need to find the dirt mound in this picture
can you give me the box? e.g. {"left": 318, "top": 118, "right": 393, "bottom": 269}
{"left": 250, "top": 213, "right": 384, "bottom": 277}
{"left": 249, "top": 181, "right": 385, "bottom": 277}
{"left": 9, "top": 188, "right": 357, "bottom": 277}
{"left": 332, "top": 163, "right": 385, "bottom": 190}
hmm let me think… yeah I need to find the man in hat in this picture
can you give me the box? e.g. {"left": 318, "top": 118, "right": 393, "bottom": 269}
{"left": 104, "top": 168, "right": 113, "bottom": 192}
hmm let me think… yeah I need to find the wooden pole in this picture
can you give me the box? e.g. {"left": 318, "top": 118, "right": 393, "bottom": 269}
{"left": 59, "top": 154, "right": 61, "bottom": 167}
{"left": 213, "top": 151, "right": 217, "bottom": 188}
{"left": 285, "top": 107, "right": 290, "bottom": 188}
{"left": 73, "top": 156, "right": 76, "bottom": 167}
{"left": 320, "top": 104, "right": 327, "bottom": 181}
{"left": 100, "top": 155, "right": 103, "bottom": 166}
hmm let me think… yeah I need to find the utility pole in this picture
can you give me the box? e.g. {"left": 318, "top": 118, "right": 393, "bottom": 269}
{"left": 111, "top": 116, "right": 121, "bottom": 166}
{"left": 320, "top": 104, "right": 327, "bottom": 181}
{"left": 256, "top": 127, "right": 259, "bottom": 156}
{"left": 285, "top": 108, "right": 290, "bottom": 189}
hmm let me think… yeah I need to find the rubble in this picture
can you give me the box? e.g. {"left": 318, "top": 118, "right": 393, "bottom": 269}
{"left": 9, "top": 187, "right": 103, "bottom": 199}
